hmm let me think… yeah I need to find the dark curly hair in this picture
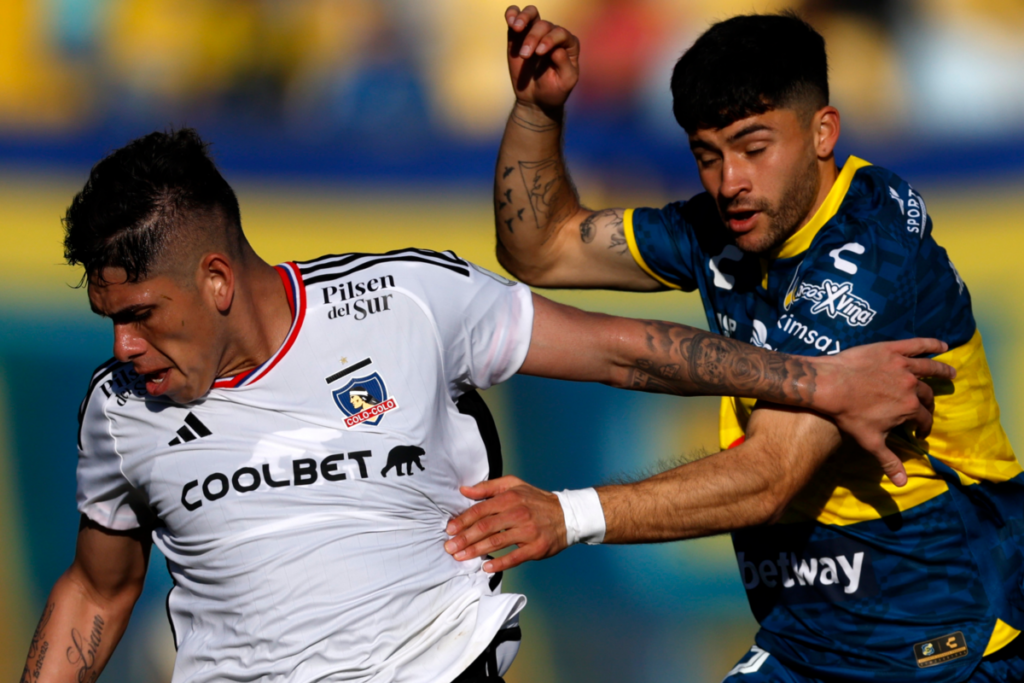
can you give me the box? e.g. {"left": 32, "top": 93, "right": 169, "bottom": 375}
{"left": 670, "top": 12, "right": 829, "bottom": 134}
{"left": 64, "top": 128, "right": 243, "bottom": 283}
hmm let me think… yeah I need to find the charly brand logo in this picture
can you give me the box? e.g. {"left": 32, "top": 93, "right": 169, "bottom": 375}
{"left": 827, "top": 242, "right": 865, "bottom": 275}
{"left": 333, "top": 373, "right": 398, "bottom": 428}
{"left": 709, "top": 245, "right": 743, "bottom": 291}
{"left": 168, "top": 413, "right": 213, "bottom": 446}
{"left": 914, "top": 632, "right": 967, "bottom": 668}
{"left": 789, "top": 279, "right": 876, "bottom": 327}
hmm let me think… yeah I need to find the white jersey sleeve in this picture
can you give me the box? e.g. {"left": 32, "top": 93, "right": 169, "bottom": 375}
{"left": 418, "top": 258, "right": 534, "bottom": 397}
{"left": 76, "top": 360, "right": 148, "bottom": 531}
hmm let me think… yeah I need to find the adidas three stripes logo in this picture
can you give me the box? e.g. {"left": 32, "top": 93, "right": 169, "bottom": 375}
{"left": 168, "top": 413, "right": 212, "bottom": 446}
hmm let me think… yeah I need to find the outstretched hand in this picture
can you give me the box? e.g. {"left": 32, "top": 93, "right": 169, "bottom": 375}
{"left": 505, "top": 5, "right": 580, "bottom": 110}
{"left": 812, "top": 337, "right": 955, "bottom": 487}
{"left": 445, "top": 476, "right": 566, "bottom": 572}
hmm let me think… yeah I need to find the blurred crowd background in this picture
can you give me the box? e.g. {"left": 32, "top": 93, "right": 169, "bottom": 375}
{"left": 1, "top": 0, "right": 1023, "bottom": 681}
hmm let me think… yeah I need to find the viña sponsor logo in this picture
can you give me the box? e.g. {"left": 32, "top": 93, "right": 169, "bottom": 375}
{"left": 791, "top": 279, "right": 877, "bottom": 327}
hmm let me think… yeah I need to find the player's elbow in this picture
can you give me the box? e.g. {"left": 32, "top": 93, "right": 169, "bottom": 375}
{"left": 62, "top": 565, "right": 145, "bottom": 618}
{"left": 744, "top": 462, "right": 802, "bottom": 526}
{"left": 496, "top": 242, "right": 557, "bottom": 287}
{"left": 758, "top": 488, "right": 793, "bottom": 525}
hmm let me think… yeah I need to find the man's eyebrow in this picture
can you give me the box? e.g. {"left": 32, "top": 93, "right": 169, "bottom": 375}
{"left": 689, "top": 138, "right": 716, "bottom": 152}
{"left": 99, "top": 304, "right": 150, "bottom": 320}
{"left": 726, "top": 123, "right": 772, "bottom": 143}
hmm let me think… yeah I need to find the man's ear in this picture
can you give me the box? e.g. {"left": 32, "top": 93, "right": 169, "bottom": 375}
{"left": 814, "top": 106, "right": 841, "bottom": 159}
{"left": 199, "top": 253, "right": 235, "bottom": 314}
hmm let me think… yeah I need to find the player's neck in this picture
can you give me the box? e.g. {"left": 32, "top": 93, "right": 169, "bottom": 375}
{"left": 217, "top": 257, "right": 294, "bottom": 379}
{"left": 795, "top": 156, "right": 839, "bottom": 233}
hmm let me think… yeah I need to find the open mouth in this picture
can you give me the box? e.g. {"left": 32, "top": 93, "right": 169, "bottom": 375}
{"left": 725, "top": 210, "right": 760, "bottom": 232}
{"left": 143, "top": 368, "right": 172, "bottom": 395}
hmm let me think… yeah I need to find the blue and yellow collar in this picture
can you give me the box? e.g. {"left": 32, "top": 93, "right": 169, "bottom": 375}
{"left": 772, "top": 155, "right": 872, "bottom": 261}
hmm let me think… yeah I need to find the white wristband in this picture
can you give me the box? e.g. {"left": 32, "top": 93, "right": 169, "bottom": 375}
{"left": 554, "top": 488, "right": 606, "bottom": 546}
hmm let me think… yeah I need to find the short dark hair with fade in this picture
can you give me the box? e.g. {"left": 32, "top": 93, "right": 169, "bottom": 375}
{"left": 64, "top": 128, "right": 242, "bottom": 283}
{"left": 670, "top": 12, "right": 829, "bottom": 134}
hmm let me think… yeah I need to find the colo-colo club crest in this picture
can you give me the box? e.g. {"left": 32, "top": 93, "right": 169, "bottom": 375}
{"left": 333, "top": 373, "right": 398, "bottom": 428}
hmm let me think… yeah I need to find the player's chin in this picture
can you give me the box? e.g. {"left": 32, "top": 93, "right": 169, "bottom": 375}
{"left": 733, "top": 231, "right": 772, "bottom": 254}
{"left": 733, "top": 224, "right": 784, "bottom": 254}
{"left": 161, "top": 376, "right": 207, "bottom": 405}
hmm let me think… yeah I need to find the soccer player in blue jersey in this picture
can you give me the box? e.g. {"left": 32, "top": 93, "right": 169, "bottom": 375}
{"left": 445, "top": 6, "right": 1024, "bottom": 681}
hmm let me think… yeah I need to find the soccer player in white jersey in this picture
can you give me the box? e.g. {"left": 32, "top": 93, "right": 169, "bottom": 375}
{"left": 19, "top": 129, "right": 952, "bottom": 683}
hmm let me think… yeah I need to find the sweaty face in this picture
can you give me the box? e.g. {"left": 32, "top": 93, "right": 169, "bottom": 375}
{"left": 88, "top": 268, "right": 224, "bottom": 404}
{"left": 689, "top": 108, "right": 823, "bottom": 254}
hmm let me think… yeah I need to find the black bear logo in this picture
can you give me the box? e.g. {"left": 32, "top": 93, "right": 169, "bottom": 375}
{"left": 381, "top": 445, "right": 426, "bottom": 477}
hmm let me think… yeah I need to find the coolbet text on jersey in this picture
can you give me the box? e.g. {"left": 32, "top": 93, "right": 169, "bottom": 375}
{"left": 77, "top": 249, "right": 533, "bottom": 683}
{"left": 627, "top": 157, "right": 1024, "bottom": 682}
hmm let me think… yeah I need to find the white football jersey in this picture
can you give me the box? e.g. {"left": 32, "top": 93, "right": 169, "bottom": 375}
{"left": 76, "top": 249, "right": 534, "bottom": 683}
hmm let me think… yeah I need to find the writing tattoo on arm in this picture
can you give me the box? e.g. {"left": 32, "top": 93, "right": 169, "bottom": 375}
{"left": 625, "top": 322, "right": 816, "bottom": 406}
{"left": 21, "top": 602, "right": 54, "bottom": 683}
{"left": 66, "top": 614, "right": 105, "bottom": 683}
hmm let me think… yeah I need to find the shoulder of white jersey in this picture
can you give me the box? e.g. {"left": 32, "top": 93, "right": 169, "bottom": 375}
{"left": 295, "top": 248, "right": 471, "bottom": 289}
{"left": 77, "top": 357, "right": 126, "bottom": 448}
{"left": 77, "top": 357, "right": 149, "bottom": 449}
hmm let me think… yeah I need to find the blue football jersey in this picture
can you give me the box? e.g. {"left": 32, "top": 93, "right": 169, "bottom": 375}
{"left": 627, "top": 157, "right": 1024, "bottom": 681}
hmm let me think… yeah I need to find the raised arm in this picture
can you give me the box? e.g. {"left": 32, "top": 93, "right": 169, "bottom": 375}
{"left": 495, "top": 5, "right": 658, "bottom": 290}
{"left": 20, "top": 518, "right": 149, "bottom": 683}
{"left": 521, "top": 294, "right": 952, "bottom": 480}
{"left": 446, "top": 406, "right": 846, "bottom": 570}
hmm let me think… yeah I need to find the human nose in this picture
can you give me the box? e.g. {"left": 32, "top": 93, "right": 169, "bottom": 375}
{"left": 719, "top": 155, "right": 752, "bottom": 200}
{"left": 113, "top": 324, "right": 147, "bottom": 362}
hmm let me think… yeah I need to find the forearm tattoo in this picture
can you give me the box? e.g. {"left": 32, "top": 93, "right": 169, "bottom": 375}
{"left": 495, "top": 153, "right": 577, "bottom": 235}
{"left": 21, "top": 602, "right": 54, "bottom": 683}
{"left": 66, "top": 614, "right": 105, "bottom": 683}
{"left": 519, "top": 158, "right": 575, "bottom": 230}
{"left": 627, "top": 322, "right": 816, "bottom": 406}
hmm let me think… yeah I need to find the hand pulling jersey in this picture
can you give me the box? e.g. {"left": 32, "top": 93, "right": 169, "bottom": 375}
{"left": 627, "top": 158, "right": 1024, "bottom": 681}
{"left": 77, "top": 249, "right": 534, "bottom": 683}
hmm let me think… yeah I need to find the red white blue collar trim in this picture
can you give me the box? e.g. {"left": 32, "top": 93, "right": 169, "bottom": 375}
{"left": 212, "top": 262, "right": 306, "bottom": 389}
